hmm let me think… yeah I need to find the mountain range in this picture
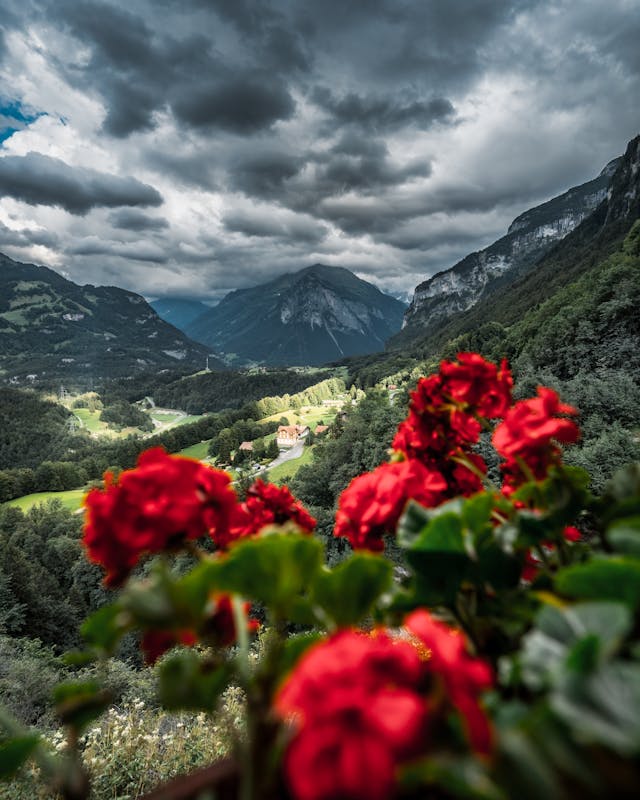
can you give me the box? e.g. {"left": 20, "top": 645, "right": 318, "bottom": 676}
{"left": 0, "top": 253, "right": 220, "bottom": 386}
{"left": 180, "top": 264, "right": 406, "bottom": 366}
{"left": 394, "top": 156, "right": 621, "bottom": 347}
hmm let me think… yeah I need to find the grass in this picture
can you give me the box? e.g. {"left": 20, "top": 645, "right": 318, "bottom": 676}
{"left": 6, "top": 488, "right": 86, "bottom": 513}
{"left": 259, "top": 404, "right": 340, "bottom": 429}
{"left": 266, "top": 445, "right": 316, "bottom": 483}
{"left": 178, "top": 440, "right": 212, "bottom": 460}
{"left": 73, "top": 408, "right": 110, "bottom": 434}
{"left": 149, "top": 411, "right": 183, "bottom": 423}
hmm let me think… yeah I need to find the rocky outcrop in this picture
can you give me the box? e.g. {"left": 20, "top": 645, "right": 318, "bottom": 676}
{"left": 401, "top": 157, "right": 621, "bottom": 337}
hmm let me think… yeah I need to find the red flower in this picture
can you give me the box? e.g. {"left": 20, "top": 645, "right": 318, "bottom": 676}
{"left": 334, "top": 460, "right": 447, "bottom": 551}
{"left": 141, "top": 628, "right": 197, "bottom": 665}
{"left": 83, "top": 448, "right": 238, "bottom": 586}
{"left": 276, "top": 630, "right": 427, "bottom": 800}
{"left": 404, "top": 610, "right": 494, "bottom": 755}
{"left": 493, "top": 388, "right": 579, "bottom": 492}
{"left": 440, "top": 353, "right": 513, "bottom": 418}
{"left": 229, "top": 480, "right": 316, "bottom": 540}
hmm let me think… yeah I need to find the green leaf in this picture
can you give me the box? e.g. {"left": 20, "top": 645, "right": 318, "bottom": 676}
{"left": 472, "top": 531, "right": 522, "bottom": 590}
{"left": 0, "top": 736, "right": 40, "bottom": 779}
{"left": 53, "top": 681, "right": 111, "bottom": 734}
{"left": 175, "top": 560, "right": 223, "bottom": 617}
{"left": 158, "top": 650, "right": 232, "bottom": 712}
{"left": 520, "top": 602, "right": 631, "bottom": 690}
{"left": 214, "top": 531, "right": 323, "bottom": 617}
{"left": 552, "top": 661, "right": 640, "bottom": 755}
{"left": 397, "top": 498, "right": 463, "bottom": 549}
{"left": 405, "top": 550, "right": 469, "bottom": 606}
{"left": 565, "top": 635, "right": 600, "bottom": 675}
{"left": 538, "top": 601, "right": 631, "bottom": 649}
{"left": 607, "top": 516, "right": 640, "bottom": 556}
{"left": 461, "top": 492, "right": 496, "bottom": 533}
{"left": 81, "top": 603, "right": 129, "bottom": 654}
{"left": 411, "top": 512, "right": 466, "bottom": 553}
{"left": 556, "top": 557, "right": 640, "bottom": 610}
{"left": 312, "top": 554, "right": 392, "bottom": 627}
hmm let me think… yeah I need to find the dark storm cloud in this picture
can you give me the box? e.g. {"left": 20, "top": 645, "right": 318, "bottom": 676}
{"left": 228, "top": 150, "right": 304, "bottom": 198}
{"left": 172, "top": 76, "right": 295, "bottom": 133}
{"left": 0, "top": 221, "right": 58, "bottom": 248}
{"left": 223, "top": 209, "right": 328, "bottom": 244}
{"left": 68, "top": 238, "right": 168, "bottom": 263}
{"left": 312, "top": 87, "right": 455, "bottom": 132}
{"left": 0, "top": 152, "right": 163, "bottom": 214}
{"left": 56, "top": 0, "right": 296, "bottom": 137}
{"left": 107, "top": 209, "right": 169, "bottom": 231}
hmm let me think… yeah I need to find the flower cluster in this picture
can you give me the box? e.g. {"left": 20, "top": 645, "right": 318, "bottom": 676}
{"left": 335, "top": 354, "right": 513, "bottom": 551}
{"left": 84, "top": 450, "right": 316, "bottom": 586}
{"left": 334, "top": 460, "right": 447, "bottom": 551}
{"left": 276, "top": 629, "right": 427, "bottom": 800}
{"left": 84, "top": 448, "right": 238, "bottom": 586}
{"left": 277, "top": 610, "right": 494, "bottom": 800}
{"left": 229, "top": 479, "right": 316, "bottom": 541}
{"left": 493, "top": 387, "right": 580, "bottom": 493}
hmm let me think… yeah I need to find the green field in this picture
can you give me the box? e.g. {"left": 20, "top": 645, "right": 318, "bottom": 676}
{"left": 178, "top": 440, "right": 212, "bottom": 460}
{"left": 266, "top": 445, "right": 316, "bottom": 483}
{"left": 260, "top": 403, "right": 341, "bottom": 429}
{"left": 73, "top": 407, "right": 110, "bottom": 434}
{"left": 6, "top": 488, "right": 87, "bottom": 514}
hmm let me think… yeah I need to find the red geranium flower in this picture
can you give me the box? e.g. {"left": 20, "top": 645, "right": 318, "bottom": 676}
{"left": 83, "top": 448, "right": 238, "bottom": 586}
{"left": 228, "top": 479, "right": 316, "bottom": 541}
{"left": 276, "top": 630, "right": 427, "bottom": 800}
{"left": 440, "top": 353, "right": 513, "bottom": 418}
{"left": 334, "top": 460, "right": 447, "bottom": 551}
{"left": 493, "top": 388, "right": 579, "bottom": 492}
{"left": 405, "top": 609, "right": 494, "bottom": 755}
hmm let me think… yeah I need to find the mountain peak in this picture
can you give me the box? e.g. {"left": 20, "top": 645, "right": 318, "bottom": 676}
{"left": 186, "top": 264, "right": 405, "bottom": 366}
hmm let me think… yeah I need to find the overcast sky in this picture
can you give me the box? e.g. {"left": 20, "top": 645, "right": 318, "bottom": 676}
{"left": 0, "top": 0, "right": 638, "bottom": 302}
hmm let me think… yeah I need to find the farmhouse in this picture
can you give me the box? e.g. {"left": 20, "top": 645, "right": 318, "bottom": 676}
{"left": 276, "top": 424, "right": 310, "bottom": 448}
{"left": 238, "top": 441, "right": 254, "bottom": 452}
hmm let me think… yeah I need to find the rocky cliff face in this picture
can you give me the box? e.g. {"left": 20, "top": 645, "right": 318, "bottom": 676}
{"left": 186, "top": 264, "right": 406, "bottom": 366}
{"left": 401, "top": 158, "right": 621, "bottom": 337}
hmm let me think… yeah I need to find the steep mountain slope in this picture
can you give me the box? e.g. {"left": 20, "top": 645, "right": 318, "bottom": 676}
{"left": 394, "top": 157, "right": 620, "bottom": 346}
{"left": 186, "top": 264, "right": 406, "bottom": 366}
{"left": 390, "top": 135, "right": 639, "bottom": 357}
{"left": 150, "top": 297, "right": 212, "bottom": 331}
{"left": 0, "top": 252, "right": 221, "bottom": 385}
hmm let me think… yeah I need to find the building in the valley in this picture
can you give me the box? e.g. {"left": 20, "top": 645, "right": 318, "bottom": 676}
{"left": 315, "top": 424, "right": 329, "bottom": 436}
{"left": 238, "top": 441, "right": 254, "bottom": 452}
{"left": 276, "top": 424, "right": 310, "bottom": 448}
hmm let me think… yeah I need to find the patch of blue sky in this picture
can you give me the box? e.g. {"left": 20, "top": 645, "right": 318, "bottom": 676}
{"left": 0, "top": 99, "right": 45, "bottom": 145}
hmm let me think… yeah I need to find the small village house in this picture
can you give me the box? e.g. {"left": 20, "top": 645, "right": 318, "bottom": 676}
{"left": 276, "top": 424, "right": 310, "bottom": 448}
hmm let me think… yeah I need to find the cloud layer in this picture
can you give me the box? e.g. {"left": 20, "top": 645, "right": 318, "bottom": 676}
{"left": 0, "top": 0, "right": 638, "bottom": 301}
